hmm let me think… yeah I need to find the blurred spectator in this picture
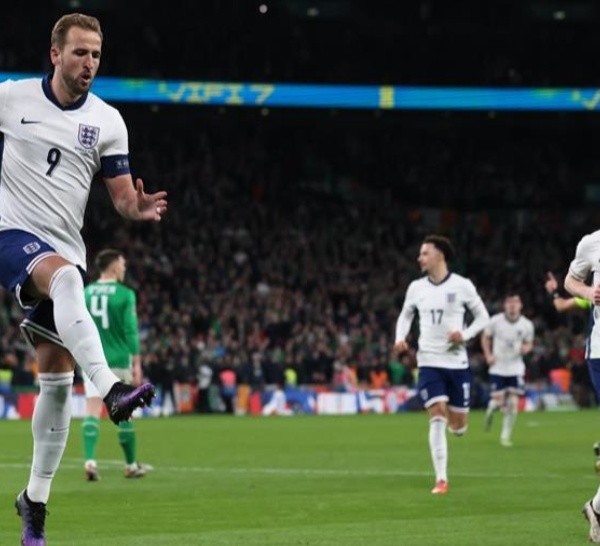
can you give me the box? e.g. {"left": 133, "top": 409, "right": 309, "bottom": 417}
{"left": 332, "top": 359, "right": 358, "bottom": 393}
{"left": 219, "top": 364, "right": 237, "bottom": 414}
{"left": 196, "top": 362, "right": 213, "bottom": 413}
{"left": 388, "top": 354, "right": 414, "bottom": 387}
{"left": 369, "top": 362, "right": 389, "bottom": 389}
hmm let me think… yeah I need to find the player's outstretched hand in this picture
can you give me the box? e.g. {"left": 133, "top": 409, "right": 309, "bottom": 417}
{"left": 135, "top": 178, "right": 168, "bottom": 222}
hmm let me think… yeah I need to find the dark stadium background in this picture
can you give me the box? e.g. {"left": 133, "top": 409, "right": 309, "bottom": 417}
{"left": 0, "top": 0, "right": 598, "bottom": 411}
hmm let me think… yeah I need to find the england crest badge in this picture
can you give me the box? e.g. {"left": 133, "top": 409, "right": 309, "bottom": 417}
{"left": 78, "top": 124, "right": 100, "bottom": 149}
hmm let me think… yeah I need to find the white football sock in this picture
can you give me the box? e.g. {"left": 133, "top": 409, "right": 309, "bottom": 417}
{"left": 429, "top": 416, "right": 448, "bottom": 482}
{"left": 592, "top": 486, "right": 600, "bottom": 513}
{"left": 501, "top": 394, "right": 518, "bottom": 442}
{"left": 27, "top": 372, "right": 73, "bottom": 504}
{"left": 486, "top": 397, "right": 500, "bottom": 417}
{"left": 49, "top": 265, "right": 119, "bottom": 398}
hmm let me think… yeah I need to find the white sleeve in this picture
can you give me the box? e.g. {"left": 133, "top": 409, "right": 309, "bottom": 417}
{"left": 461, "top": 280, "right": 490, "bottom": 341}
{"left": 0, "top": 80, "right": 12, "bottom": 127}
{"left": 395, "top": 283, "right": 417, "bottom": 343}
{"left": 524, "top": 320, "right": 535, "bottom": 343}
{"left": 568, "top": 235, "right": 592, "bottom": 282}
{"left": 483, "top": 315, "right": 495, "bottom": 337}
{"left": 101, "top": 108, "right": 129, "bottom": 157}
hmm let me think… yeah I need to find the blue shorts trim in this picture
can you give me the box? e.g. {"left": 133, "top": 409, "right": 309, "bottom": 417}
{"left": 587, "top": 359, "right": 600, "bottom": 398}
{"left": 489, "top": 374, "right": 525, "bottom": 395}
{"left": 417, "top": 367, "right": 472, "bottom": 411}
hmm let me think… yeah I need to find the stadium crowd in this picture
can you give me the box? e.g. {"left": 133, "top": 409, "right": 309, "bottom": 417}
{"left": 0, "top": 107, "right": 596, "bottom": 410}
{"left": 0, "top": 0, "right": 598, "bottom": 410}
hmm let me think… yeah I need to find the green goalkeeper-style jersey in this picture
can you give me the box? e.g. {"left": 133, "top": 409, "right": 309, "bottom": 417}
{"left": 84, "top": 280, "right": 140, "bottom": 369}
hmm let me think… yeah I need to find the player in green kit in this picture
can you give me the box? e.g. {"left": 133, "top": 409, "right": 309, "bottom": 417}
{"left": 82, "top": 249, "right": 149, "bottom": 480}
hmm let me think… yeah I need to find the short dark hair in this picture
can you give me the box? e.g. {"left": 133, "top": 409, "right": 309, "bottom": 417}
{"left": 423, "top": 234, "right": 455, "bottom": 262}
{"left": 51, "top": 13, "right": 103, "bottom": 49}
{"left": 94, "top": 249, "right": 123, "bottom": 273}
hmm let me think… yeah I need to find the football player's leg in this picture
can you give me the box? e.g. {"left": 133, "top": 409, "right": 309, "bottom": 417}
{"left": 27, "top": 342, "right": 74, "bottom": 504}
{"left": 118, "top": 420, "right": 137, "bottom": 466}
{"left": 484, "top": 376, "right": 504, "bottom": 431}
{"left": 448, "top": 368, "right": 471, "bottom": 436}
{"left": 419, "top": 368, "right": 450, "bottom": 488}
{"left": 82, "top": 387, "right": 103, "bottom": 481}
{"left": 427, "top": 404, "right": 448, "bottom": 486}
{"left": 27, "top": 256, "right": 120, "bottom": 397}
{"left": 500, "top": 392, "right": 518, "bottom": 446}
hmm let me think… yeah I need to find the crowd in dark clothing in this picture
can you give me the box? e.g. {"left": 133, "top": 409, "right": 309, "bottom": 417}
{"left": 0, "top": 0, "right": 598, "bottom": 398}
{"left": 0, "top": 107, "right": 595, "bottom": 408}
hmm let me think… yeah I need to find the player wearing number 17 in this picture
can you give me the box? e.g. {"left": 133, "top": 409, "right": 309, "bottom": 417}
{"left": 393, "top": 235, "right": 489, "bottom": 495}
{"left": 0, "top": 13, "right": 167, "bottom": 545}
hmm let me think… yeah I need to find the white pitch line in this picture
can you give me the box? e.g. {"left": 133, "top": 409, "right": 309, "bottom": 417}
{"left": 55, "top": 459, "right": 572, "bottom": 480}
{"left": 0, "top": 458, "right": 583, "bottom": 481}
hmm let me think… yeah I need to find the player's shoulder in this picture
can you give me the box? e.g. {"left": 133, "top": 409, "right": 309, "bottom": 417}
{"left": 490, "top": 312, "right": 504, "bottom": 322}
{"left": 520, "top": 315, "right": 535, "bottom": 328}
{"left": 87, "top": 90, "right": 120, "bottom": 113}
{"left": 121, "top": 283, "right": 136, "bottom": 294}
{"left": 114, "top": 282, "right": 136, "bottom": 296}
{"left": 87, "top": 90, "right": 118, "bottom": 113}
{"left": 409, "top": 275, "right": 428, "bottom": 287}
{"left": 0, "top": 77, "right": 41, "bottom": 99}
{"left": 577, "top": 230, "right": 600, "bottom": 249}
{"left": 447, "top": 272, "right": 475, "bottom": 289}
{"left": 3, "top": 77, "right": 39, "bottom": 90}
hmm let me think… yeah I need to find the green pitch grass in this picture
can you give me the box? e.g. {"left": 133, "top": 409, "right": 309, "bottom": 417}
{"left": 0, "top": 410, "right": 598, "bottom": 545}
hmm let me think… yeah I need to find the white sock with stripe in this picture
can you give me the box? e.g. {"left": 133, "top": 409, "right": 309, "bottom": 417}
{"left": 501, "top": 395, "right": 518, "bottom": 443}
{"left": 592, "top": 486, "right": 600, "bottom": 514}
{"left": 486, "top": 397, "right": 500, "bottom": 418}
{"left": 48, "top": 265, "right": 119, "bottom": 398}
{"left": 27, "top": 372, "right": 73, "bottom": 504}
{"left": 429, "top": 416, "right": 448, "bottom": 482}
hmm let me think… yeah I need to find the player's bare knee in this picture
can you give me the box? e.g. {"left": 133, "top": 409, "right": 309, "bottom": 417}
{"left": 448, "top": 413, "right": 468, "bottom": 435}
{"left": 426, "top": 401, "right": 448, "bottom": 419}
{"left": 448, "top": 424, "right": 468, "bottom": 436}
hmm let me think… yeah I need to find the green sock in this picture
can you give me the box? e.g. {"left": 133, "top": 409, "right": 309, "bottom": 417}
{"left": 118, "top": 420, "right": 137, "bottom": 465}
{"left": 82, "top": 416, "right": 100, "bottom": 461}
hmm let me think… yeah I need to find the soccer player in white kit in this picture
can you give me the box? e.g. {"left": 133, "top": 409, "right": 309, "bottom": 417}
{"left": 394, "top": 235, "right": 489, "bottom": 495}
{"left": 0, "top": 13, "right": 167, "bottom": 545}
{"left": 481, "top": 293, "right": 534, "bottom": 447}
{"left": 564, "top": 229, "right": 600, "bottom": 543}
